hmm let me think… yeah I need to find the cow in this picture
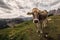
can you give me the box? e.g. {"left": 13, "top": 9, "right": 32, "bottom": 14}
{"left": 27, "top": 8, "right": 48, "bottom": 35}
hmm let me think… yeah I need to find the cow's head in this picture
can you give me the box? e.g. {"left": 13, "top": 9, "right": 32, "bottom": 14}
{"left": 27, "top": 8, "right": 48, "bottom": 23}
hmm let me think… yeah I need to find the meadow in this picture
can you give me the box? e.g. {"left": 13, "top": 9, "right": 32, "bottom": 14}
{"left": 0, "top": 16, "right": 60, "bottom": 40}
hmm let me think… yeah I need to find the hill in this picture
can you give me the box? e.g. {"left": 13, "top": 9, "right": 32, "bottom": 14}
{"left": 0, "top": 15, "right": 60, "bottom": 40}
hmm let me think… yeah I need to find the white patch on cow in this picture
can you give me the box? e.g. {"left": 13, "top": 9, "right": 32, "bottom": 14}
{"left": 34, "top": 18, "right": 39, "bottom": 20}
{"left": 33, "top": 18, "right": 39, "bottom": 23}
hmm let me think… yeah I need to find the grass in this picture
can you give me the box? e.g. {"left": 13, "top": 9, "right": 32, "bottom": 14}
{"left": 0, "top": 16, "right": 60, "bottom": 40}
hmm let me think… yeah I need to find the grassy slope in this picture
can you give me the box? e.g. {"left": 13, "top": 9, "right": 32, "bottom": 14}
{"left": 0, "top": 16, "right": 60, "bottom": 40}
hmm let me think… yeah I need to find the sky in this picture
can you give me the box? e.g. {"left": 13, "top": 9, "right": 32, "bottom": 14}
{"left": 0, "top": 0, "right": 60, "bottom": 19}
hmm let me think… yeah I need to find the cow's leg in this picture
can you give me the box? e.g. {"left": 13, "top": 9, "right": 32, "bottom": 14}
{"left": 37, "top": 21, "right": 44, "bottom": 37}
{"left": 43, "top": 20, "right": 46, "bottom": 27}
{"left": 43, "top": 19, "right": 48, "bottom": 28}
{"left": 36, "top": 23, "right": 42, "bottom": 36}
{"left": 40, "top": 21, "right": 43, "bottom": 34}
{"left": 35, "top": 23, "right": 40, "bottom": 33}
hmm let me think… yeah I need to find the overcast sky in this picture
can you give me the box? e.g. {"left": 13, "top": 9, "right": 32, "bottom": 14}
{"left": 0, "top": 0, "right": 60, "bottom": 19}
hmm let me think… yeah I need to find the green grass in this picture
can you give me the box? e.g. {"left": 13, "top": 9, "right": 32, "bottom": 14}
{"left": 0, "top": 16, "right": 60, "bottom": 40}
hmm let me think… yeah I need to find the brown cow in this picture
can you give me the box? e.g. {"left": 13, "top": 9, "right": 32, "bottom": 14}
{"left": 27, "top": 8, "right": 48, "bottom": 35}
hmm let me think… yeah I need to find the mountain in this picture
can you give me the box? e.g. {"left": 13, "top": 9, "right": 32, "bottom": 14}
{"left": 49, "top": 8, "right": 60, "bottom": 15}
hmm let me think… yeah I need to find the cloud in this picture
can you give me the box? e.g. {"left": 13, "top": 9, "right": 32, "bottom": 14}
{"left": 0, "top": 0, "right": 11, "bottom": 10}
{"left": 0, "top": 0, "right": 60, "bottom": 19}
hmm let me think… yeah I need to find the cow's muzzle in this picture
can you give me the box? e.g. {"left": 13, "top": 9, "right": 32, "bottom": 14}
{"left": 33, "top": 19, "right": 39, "bottom": 23}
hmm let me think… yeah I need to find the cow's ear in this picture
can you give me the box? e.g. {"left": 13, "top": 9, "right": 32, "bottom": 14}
{"left": 27, "top": 12, "right": 33, "bottom": 15}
